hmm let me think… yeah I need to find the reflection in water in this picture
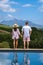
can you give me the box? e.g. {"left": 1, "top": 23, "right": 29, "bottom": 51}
{"left": 23, "top": 53, "right": 30, "bottom": 65}
{"left": 11, "top": 53, "right": 19, "bottom": 65}
{"left": 0, "top": 52, "right": 42, "bottom": 65}
{"left": 11, "top": 53, "right": 30, "bottom": 65}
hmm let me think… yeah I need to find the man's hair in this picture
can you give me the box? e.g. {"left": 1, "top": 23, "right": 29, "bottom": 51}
{"left": 25, "top": 21, "right": 28, "bottom": 25}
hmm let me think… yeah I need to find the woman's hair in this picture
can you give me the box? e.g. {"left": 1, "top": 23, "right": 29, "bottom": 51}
{"left": 14, "top": 28, "right": 17, "bottom": 31}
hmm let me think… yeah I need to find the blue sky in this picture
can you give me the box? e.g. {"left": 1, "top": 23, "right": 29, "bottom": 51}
{"left": 0, "top": 0, "right": 43, "bottom": 25}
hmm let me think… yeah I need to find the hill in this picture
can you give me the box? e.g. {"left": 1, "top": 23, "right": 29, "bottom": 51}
{"left": 0, "top": 18, "right": 43, "bottom": 28}
{"left": 0, "top": 24, "right": 43, "bottom": 48}
{"left": 0, "top": 30, "right": 10, "bottom": 34}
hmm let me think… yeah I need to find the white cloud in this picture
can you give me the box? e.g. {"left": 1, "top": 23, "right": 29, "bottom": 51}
{"left": 0, "top": 0, "right": 16, "bottom": 13}
{"left": 39, "top": 0, "right": 43, "bottom": 2}
{"left": 38, "top": 5, "right": 43, "bottom": 12}
{"left": 0, "top": 4, "right": 16, "bottom": 12}
{"left": 8, "top": 8, "right": 16, "bottom": 12}
{"left": 9, "top": 1, "right": 19, "bottom": 5}
{"left": 0, "top": 0, "right": 19, "bottom": 4}
{"left": 8, "top": 14, "right": 14, "bottom": 18}
{"left": 0, "top": 4, "right": 10, "bottom": 9}
{"left": 0, "top": 0, "right": 19, "bottom": 5}
{"left": 0, "top": 0, "right": 9, "bottom": 3}
{"left": 22, "top": 4, "right": 32, "bottom": 7}
{"left": 3, "top": 7, "right": 16, "bottom": 12}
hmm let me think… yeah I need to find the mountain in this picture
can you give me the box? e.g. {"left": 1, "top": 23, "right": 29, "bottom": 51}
{"left": 0, "top": 18, "right": 43, "bottom": 28}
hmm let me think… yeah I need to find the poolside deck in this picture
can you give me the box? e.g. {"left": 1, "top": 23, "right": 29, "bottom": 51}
{"left": 0, "top": 48, "right": 43, "bottom": 52}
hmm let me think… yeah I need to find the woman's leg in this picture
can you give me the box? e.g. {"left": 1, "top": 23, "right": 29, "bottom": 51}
{"left": 15, "top": 39, "right": 18, "bottom": 48}
{"left": 13, "top": 39, "right": 15, "bottom": 48}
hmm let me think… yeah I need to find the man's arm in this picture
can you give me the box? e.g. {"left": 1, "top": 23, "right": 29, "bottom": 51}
{"left": 30, "top": 30, "right": 32, "bottom": 35}
{"left": 29, "top": 27, "right": 32, "bottom": 35}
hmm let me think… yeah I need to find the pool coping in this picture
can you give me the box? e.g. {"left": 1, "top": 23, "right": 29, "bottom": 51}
{"left": 0, "top": 48, "right": 43, "bottom": 52}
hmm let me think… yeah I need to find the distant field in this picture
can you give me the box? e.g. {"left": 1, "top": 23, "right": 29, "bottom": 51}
{"left": 0, "top": 24, "right": 12, "bottom": 32}
{"left": 0, "top": 24, "right": 43, "bottom": 48}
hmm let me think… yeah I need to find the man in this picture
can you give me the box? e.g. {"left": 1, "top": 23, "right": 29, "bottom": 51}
{"left": 22, "top": 21, "right": 32, "bottom": 49}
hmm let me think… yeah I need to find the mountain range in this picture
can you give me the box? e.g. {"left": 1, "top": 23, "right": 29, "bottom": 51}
{"left": 0, "top": 18, "right": 43, "bottom": 28}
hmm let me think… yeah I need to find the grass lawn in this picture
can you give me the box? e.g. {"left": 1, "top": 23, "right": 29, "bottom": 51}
{"left": 0, "top": 41, "right": 10, "bottom": 48}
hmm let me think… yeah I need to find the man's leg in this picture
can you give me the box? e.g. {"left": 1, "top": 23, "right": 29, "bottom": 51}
{"left": 24, "top": 40, "right": 26, "bottom": 49}
{"left": 27, "top": 41, "right": 30, "bottom": 48}
{"left": 23, "top": 37, "right": 26, "bottom": 49}
{"left": 27, "top": 37, "right": 30, "bottom": 48}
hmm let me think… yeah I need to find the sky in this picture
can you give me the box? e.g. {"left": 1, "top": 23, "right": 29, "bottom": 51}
{"left": 0, "top": 0, "right": 43, "bottom": 25}
{"left": 0, "top": 52, "right": 43, "bottom": 65}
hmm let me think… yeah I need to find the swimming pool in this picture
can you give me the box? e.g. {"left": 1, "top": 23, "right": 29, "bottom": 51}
{"left": 0, "top": 52, "right": 43, "bottom": 65}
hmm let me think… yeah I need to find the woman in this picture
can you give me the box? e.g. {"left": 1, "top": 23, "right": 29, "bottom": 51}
{"left": 12, "top": 24, "right": 20, "bottom": 48}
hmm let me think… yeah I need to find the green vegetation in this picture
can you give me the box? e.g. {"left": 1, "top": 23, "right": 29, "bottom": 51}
{"left": 0, "top": 24, "right": 43, "bottom": 48}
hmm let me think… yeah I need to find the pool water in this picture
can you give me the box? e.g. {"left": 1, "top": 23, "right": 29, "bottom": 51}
{"left": 0, "top": 52, "right": 43, "bottom": 65}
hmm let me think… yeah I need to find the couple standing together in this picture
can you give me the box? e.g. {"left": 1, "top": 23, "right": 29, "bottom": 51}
{"left": 12, "top": 21, "right": 32, "bottom": 49}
